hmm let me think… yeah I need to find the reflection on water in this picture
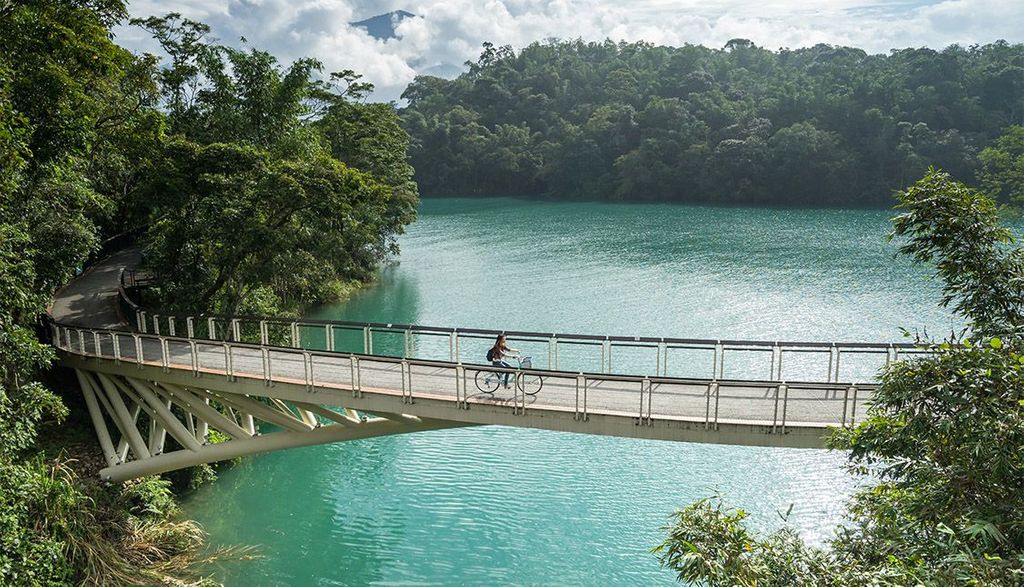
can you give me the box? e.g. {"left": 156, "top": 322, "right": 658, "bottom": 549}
{"left": 186, "top": 198, "right": 956, "bottom": 585}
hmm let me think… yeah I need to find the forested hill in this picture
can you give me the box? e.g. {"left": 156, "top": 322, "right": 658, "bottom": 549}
{"left": 400, "top": 39, "right": 1024, "bottom": 206}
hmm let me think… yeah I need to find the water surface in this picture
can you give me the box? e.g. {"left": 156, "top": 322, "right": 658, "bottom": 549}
{"left": 185, "top": 198, "right": 956, "bottom": 585}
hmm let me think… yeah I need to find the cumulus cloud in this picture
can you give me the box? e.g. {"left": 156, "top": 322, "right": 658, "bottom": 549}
{"left": 115, "top": 0, "right": 1024, "bottom": 101}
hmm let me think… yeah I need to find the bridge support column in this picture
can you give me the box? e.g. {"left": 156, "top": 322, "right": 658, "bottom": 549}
{"left": 98, "top": 418, "right": 470, "bottom": 483}
{"left": 75, "top": 370, "right": 119, "bottom": 468}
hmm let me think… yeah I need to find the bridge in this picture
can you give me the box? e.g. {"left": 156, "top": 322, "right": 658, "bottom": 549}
{"left": 50, "top": 250, "right": 923, "bottom": 482}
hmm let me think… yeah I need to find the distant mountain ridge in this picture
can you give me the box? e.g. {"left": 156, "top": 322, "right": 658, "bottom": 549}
{"left": 350, "top": 10, "right": 416, "bottom": 41}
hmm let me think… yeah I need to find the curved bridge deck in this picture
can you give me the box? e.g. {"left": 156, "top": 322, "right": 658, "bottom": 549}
{"left": 54, "top": 318, "right": 884, "bottom": 482}
{"left": 49, "top": 253, "right": 924, "bottom": 482}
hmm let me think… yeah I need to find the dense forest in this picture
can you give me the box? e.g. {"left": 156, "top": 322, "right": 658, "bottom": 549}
{"left": 401, "top": 39, "right": 1024, "bottom": 205}
{"left": 0, "top": 2, "right": 415, "bottom": 583}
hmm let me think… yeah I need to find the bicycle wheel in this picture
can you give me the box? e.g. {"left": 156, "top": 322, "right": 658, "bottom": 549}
{"left": 517, "top": 373, "right": 543, "bottom": 396}
{"left": 475, "top": 369, "right": 500, "bottom": 394}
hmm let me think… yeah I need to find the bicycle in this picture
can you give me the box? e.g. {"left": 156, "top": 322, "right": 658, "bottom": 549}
{"left": 475, "top": 355, "right": 544, "bottom": 395}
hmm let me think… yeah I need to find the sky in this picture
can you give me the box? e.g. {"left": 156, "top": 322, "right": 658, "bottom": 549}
{"left": 115, "top": 0, "right": 1024, "bottom": 101}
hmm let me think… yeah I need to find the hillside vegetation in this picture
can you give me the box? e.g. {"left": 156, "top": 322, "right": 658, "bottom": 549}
{"left": 402, "top": 39, "right": 1023, "bottom": 205}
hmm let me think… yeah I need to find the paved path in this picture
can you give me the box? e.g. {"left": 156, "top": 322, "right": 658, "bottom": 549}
{"left": 50, "top": 247, "right": 141, "bottom": 329}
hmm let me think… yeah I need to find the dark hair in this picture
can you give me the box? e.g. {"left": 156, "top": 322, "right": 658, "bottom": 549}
{"left": 491, "top": 334, "right": 506, "bottom": 355}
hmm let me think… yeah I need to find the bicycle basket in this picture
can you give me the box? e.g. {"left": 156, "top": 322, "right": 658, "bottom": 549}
{"left": 520, "top": 356, "right": 532, "bottom": 369}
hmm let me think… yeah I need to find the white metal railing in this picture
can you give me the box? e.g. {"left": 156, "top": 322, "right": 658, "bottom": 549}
{"left": 52, "top": 320, "right": 881, "bottom": 432}
{"left": 116, "top": 269, "right": 927, "bottom": 385}
{"left": 115, "top": 267, "right": 935, "bottom": 387}
{"left": 128, "top": 315, "right": 927, "bottom": 384}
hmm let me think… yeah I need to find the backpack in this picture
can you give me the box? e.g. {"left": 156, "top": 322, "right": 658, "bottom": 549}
{"left": 486, "top": 347, "right": 497, "bottom": 362}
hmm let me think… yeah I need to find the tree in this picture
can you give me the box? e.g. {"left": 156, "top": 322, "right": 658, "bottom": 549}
{"left": 656, "top": 169, "right": 1024, "bottom": 585}
{"left": 978, "top": 125, "right": 1024, "bottom": 204}
{"left": 1, "top": 3, "right": 227, "bottom": 584}
{"left": 133, "top": 14, "right": 419, "bottom": 315}
{"left": 140, "top": 140, "right": 398, "bottom": 315}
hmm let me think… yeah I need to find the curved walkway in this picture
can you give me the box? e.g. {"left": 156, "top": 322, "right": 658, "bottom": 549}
{"left": 48, "top": 248, "right": 893, "bottom": 481}
{"left": 50, "top": 247, "right": 141, "bottom": 329}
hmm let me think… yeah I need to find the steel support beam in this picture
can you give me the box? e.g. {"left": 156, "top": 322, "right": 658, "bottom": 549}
{"left": 98, "top": 418, "right": 471, "bottom": 482}
{"left": 75, "top": 370, "right": 119, "bottom": 468}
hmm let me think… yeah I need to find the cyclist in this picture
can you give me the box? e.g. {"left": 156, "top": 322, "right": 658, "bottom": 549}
{"left": 486, "top": 334, "right": 519, "bottom": 389}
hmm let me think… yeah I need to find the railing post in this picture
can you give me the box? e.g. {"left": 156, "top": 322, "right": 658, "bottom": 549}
{"left": 291, "top": 322, "right": 300, "bottom": 348}
{"left": 455, "top": 364, "right": 465, "bottom": 408}
{"left": 160, "top": 337, "right": 169, "bottom": 372}
{"left": 574, "top": 374, "right": 584, "bottom": 420}
{"left": 77, "top": 330, "right": 85, "bottom": 355}
{"left": 135, "top": 310, "right": 143, "bottom": 331}
{"left": 223, "top": 343, "right": 234, "bottom": 380}
{"left": 260, "top": 320, "right": 268, "bottom": 346}
{"left": 207, "top": 317, "right": 216, "bottom": 340}
{"left": 404, "top": 329, "right": 411, "bottom": 358}
{"left": 850, "top": 385, "right": 859, "bottom": 424}
{"left": 637, "top": 378, "right": 646, "bottom": 425}
{"left": 833, "top": 347, "right": 842, "bottom": 383}
{"left": 362, "top": 326, "right": 370, "bottom": 354}
{"left": 168, "top": 316, "right": 176, "bottom": 337}
{"left": 513, "top": 366, "right": 524, "bottom": 415}
{"left": 642, "top": 378, "right": 653, "bottom": 426}
{"left": 704, "top": 382, "right": 712, "bottom": 429}
{"left": 715, "top": 342, "right": 724, "bottom": 379}
{"left": 772, "top": 345, "right": 782, "bottom": 380}
{"left": 350, "top": 356, "right": 361, "bottom": 397}
{"left": 771, "top": 384, "right": 780, "bottom": 433}
{"left": 582, "top": 373, "right": 589, "bottom": 421}
{"left": 309, "top": 353, "right": 316, "bottom": 391}
{"left": 403, "top": 358, "right": 411, "bottom": 401}
{"left": 606, "top": 339, "right": 612, "bottom": 373}
{"left": 713, "top": 382, "right": 721, "bottom": 430}
{"left": 231, "top": 318, "right": 241, "bottom": 342}
{"left": 262, "top": 347, "right": 270, "bottom": 385}
{"left": 780, "top": 384, "right": 788, "bottom": 433}
{"left": 189, "top": 340, "right": 198, "bottom": 376}
{"left": 186, "top": 317, "right": 194, "bottom": 339}
{"left": 152, "top": 314, "right": 160, "bottom": 335}
{"left": 841, "top": 385, "right": 850, "bottom": 427}
{"left": 113, "top": 333, "right": 122, "bottom": 364}
{"left": 401, "top": 360, "right": 411, "bottom": 404}
{"left": 139, "top": 311, "right": 147, "bottom": 333}
{"left": 133, "top": 334, "right": 143, "bottom": 367}
{"left": 93, "top": 331, "right": 102, "bottom": 360}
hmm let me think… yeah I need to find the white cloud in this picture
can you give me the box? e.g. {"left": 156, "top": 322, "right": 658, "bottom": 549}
{"left": 115, "top": 0, "right": 1024, "bottom": 101}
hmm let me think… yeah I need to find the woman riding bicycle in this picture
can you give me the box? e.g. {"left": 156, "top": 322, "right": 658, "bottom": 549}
{"left": 487, "top": 334, "right": 519, "bottom": 389}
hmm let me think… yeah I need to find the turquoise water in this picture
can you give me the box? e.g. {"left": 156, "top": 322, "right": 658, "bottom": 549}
{"left": 185, "top": 198, "right": 956, "bottom": 585}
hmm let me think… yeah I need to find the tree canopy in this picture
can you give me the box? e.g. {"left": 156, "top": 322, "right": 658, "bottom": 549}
{"left": 402, "top": 39, "right": 1024, "bottom": 205}
{"left": 0, "top": 4, "right": 418, "bottom": 582}
{"left": 656, "top": 169, "right": 1024, "bottom": 584}
{"left": 129, "top": 14, "right": 418, "bottom": 315}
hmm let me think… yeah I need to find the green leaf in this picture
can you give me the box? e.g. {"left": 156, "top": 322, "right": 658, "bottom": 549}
{"left": 990, "top": 337, "right": 1003, "bottom": 349}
